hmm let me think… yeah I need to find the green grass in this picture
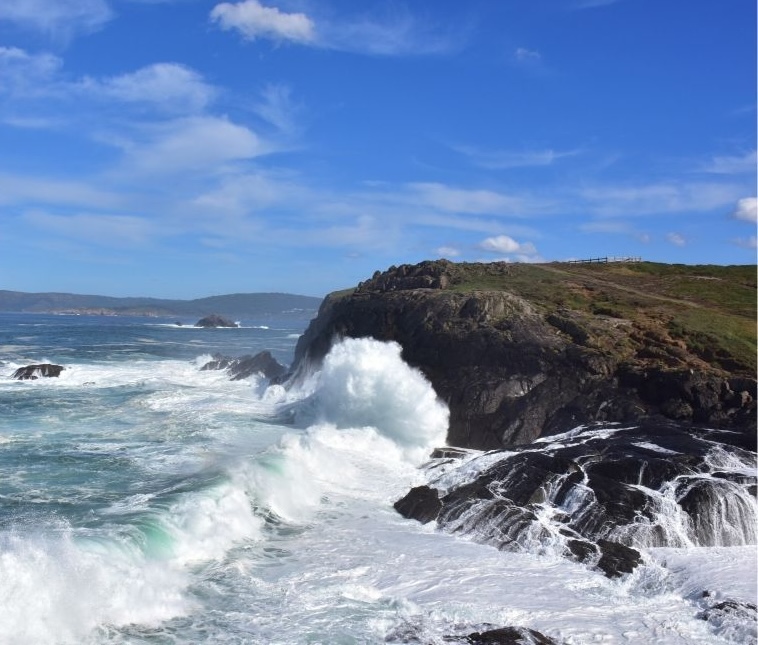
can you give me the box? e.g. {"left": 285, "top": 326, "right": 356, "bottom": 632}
{"left": 439, "top": 260, "right": 756, "bottom": 374}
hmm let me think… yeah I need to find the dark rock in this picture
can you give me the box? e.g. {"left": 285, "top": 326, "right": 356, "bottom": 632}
{"left": 200, "top": 353, "right": 234, "bottom": 371}
{"left": 12, "top": 364, "right": 64, "bottom": 380}
{"left": 595, "top": 539, "right": 642, "bottom": 578}
{"left": 396, "top": 422, "right": 755, "bottom": 578}
{"left": 393, "top": 485, "right": 442, "bottom": 524}
{"left": 466, "top": 626, "right": 561, "bottom": 644}
{"left": 195, "top": 314, "right": 238, "bottom": 328}
{"left": 200, "top": 351, "right": 287, "bottom": 381}
{"left": 228, "top": 352, "right": 287, "bottom": 381}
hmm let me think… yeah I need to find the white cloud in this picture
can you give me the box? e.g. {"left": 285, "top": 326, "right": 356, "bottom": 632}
{"left": 480, "top": 235, "right": 537, "bottom": 257}
{"left": 210, "top": 1, "right": 458, "bottom": 56}
{"left": 731, "top": 197, "right": 758, "bottom": 223}
{"left": 480, "top": 234, "right": 520, "bottom": 254}
{"left": 0, "top": 0, "right": 112, "bottom": 39}
{"left": 666, "top": 232, "right": 686, "bottom": 247}
{"left": 701, "top": 150, "right": 757, "bottom": 175}
{"left": 90, "top": 63, "right": 217, "bottom": 113}
{"left": 210, "top": 0, "right": 316, "bottom": 44}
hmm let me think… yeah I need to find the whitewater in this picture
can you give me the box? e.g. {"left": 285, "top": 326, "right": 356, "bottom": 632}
{"left": 0, "top": 313, "right": 754, "bottom": 644}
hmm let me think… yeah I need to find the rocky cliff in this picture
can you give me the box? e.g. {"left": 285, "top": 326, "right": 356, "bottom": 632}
{"left": 294, "top": 260, "right": 756, "bottom": 450}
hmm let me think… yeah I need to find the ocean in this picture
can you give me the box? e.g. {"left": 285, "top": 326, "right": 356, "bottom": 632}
{"left": 0, "top": 312, "right": 754, "bottom": 644}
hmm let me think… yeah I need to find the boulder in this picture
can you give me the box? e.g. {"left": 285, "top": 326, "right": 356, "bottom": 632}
{"left": 12, "top": 364, "right": 64, "bottom": 380}
{"left": 393, "top": 485, "right": 442, "bottom": 524}
{"left": 195, "top": 314, "right": 238, "bottom": 328}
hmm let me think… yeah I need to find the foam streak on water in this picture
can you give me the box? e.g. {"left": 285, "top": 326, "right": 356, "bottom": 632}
{"left": 0, "top": 314, "right": 755, "bottom": 644}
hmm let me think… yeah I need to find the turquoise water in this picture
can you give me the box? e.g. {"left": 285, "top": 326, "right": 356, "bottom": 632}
{"left": 0, "top": 314, "right": 754, "bottom": 644}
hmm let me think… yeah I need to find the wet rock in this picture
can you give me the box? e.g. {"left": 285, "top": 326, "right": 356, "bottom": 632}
{"left": 698, "top": 599, "right": 758, "bottom": 642}
{"left": 595, "top": 539, "right": 642, "bottom": 578}
{"left": 393, "top": 485, "right": 442, "bottom": 524}
{"left": 12, "top": 364, "right": 64, "bottom": 380}
{"left": 200, "top": 351, "right": 287, "bottom": 381}
{"left": 466, "top": 626, "right": 561, "bottom": 644}
{"left": 396, "top": 422, "right": 756, "bottom": 578}
{"left": 195, "top": 314, "right": 238, "bottom": 328}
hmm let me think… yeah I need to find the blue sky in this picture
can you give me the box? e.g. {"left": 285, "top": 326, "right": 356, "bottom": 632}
{"left": 0, "top": 0, "right": 755, "bottom": 298}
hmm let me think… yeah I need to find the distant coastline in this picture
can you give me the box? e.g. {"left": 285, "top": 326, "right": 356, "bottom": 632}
{"left": 0, "top": 290, "right": 322, "bottom": 320}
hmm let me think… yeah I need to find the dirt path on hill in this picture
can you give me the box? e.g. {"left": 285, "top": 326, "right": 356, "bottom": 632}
{"left": 537, "top": 264, "right": 703, "bottom": 309}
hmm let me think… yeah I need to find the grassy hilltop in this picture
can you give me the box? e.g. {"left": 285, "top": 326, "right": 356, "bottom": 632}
{"left": 439, "top": 261, "right": 756, "bottom": 375}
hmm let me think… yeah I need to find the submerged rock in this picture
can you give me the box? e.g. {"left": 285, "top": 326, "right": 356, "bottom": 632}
{"left": 12, "top": 364, "right": 64, "bottom": 380}
{"left": 195, "top": 314, "right": 238, "bottom": 328}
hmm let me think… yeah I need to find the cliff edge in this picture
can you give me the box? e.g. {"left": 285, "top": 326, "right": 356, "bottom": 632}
{"left": 293, "top": 260, "right": 756, "bottom": 450}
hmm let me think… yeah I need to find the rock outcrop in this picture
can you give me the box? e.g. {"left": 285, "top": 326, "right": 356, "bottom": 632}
{"left": 12, "top": 364, "right": 65, "bottom": 380}
{"left": 293, "top": 260, "right": 756, "bottom": 450}
{"left": 195, "top": 314, "right": 239, "bottom": 328}
{"left": 394, "top": 421, "right": 757, "bottom": 578}
{"left": 200, "top": 351, "right": 287, "bottom": 381}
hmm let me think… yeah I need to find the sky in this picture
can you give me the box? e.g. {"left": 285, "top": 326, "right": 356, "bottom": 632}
{"left": 0, "top": 0, "right": 755, "bottom": 298}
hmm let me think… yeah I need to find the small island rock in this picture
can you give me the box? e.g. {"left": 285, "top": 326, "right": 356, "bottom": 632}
{"left": 195, "top": 314, "right": 239, "bottom": 328}
{"left": 12, "top": 364, "right": 65, "bottom": 380}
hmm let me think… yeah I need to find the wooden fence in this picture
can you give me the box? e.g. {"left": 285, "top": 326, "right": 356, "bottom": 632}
{"left": 567, "top": 256, "right": 642, "bottom": 265}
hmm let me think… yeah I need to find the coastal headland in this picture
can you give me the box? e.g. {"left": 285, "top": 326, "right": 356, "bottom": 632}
{"left": 293, "top": 259, "right": 756, "bottom": 450}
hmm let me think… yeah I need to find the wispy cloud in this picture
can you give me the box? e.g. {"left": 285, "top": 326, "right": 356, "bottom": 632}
{"left": 210, "top": 1, "right": 459, "bottom": 56}
{"left": 0, "top": 47, "right": 62, "bottom": 96}
{"left": 0, "top": 0, "right": 112, "bottom": 41}
{"left": 115, "top": 116, "right": 270, "bottom": 177}
{"left": 579, "top": 181, "right": 745, "bottom": 217}
{"left": 733, "top": 235, "right": 757, "bottom": 249}
{"left": 0, "top": 173, "right": 121, "bottom": 210}
{"left": 22, "top": 210, "right": 158, "bottom": 248}
{"left": 436, "top": 246, "right": 461, "bottom": 258}
{"left": 578, "top": 220, "right": 651, "bottom": 243}
{"left": 454, "top": 145, "right": 582, "bottom": 170}
{"left": 405, "top": 182, "right": 538, "bottom": 217}
{"left": 252, "top": 83, "right": 302, "bottom": 136}
{"left": 82, "top": 63, "right": 218, "bottom": 114}
{"left": 699, "top": 150, "right": 757, "bottom": 175}
{"left": 514, "top": 47, "right": 541, "bottom": 64}
{"left": 665, "top": 232, "right": 687, "bottom": 247}
{"left": 571, "top": 0, "right": 622, "bottom": 10}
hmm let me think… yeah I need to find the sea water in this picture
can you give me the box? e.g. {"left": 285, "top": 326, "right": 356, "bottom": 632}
{"left": 0, "top": 313, "right": 755, "bottom": 644}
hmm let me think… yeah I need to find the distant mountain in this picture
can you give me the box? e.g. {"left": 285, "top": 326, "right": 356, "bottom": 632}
{"left": 0, "top": 290, "right": 322, "bottom": 320}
